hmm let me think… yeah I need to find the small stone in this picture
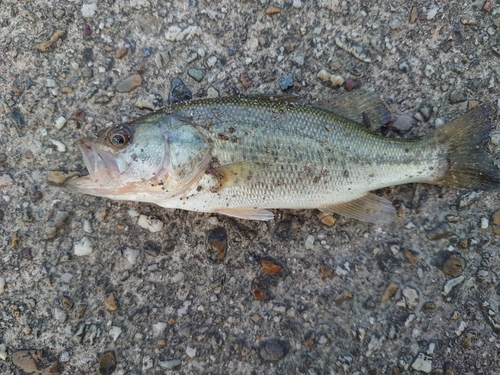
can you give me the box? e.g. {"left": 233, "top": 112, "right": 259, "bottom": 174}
{"left": 33, "top": 30, "right": 65, "bottom": 52}
{"left": 291, "top": 55, "right": 305, "bottom": 66}
{"left": 292, "top": 0, "right": 302, "bottom": 8}
{"left": 426, "top": 5, "right": 439, "bottom": 20}
{"left": 109, "top": 326, "right": 122, "bottom": 342}
{"left": 206, "top": 227, "right": 227, "bottom": 260}
{"left": 186, "top": 346, "right": 196, "bottom": 358}
{"left": 443, "top": 275, "right": 465, "bottom": 295}
{"left": 141, "top": 47, "right": 152, "bottom": 57}
{"left": 54, "top": 308, "right": 67, "bottom": 322}
{"left": 135, "top": 94, "right": 163, "bottom": 110}
{"left": 185, "top": 51, "right": 198, "bottom": 63}
{"left": 278, "top": 73, "right": 294, "bottom": 91}
{"left": 0, "top": 153, "right": 7, "bottom": 164}
{"left": 187, "top": 68, "right": 206, "bottom": 82}
{"left": 317, "top": 69, "right": 344, "bottom": 87}
{"left": 410, "top": 7, "right": 419, "bottom": 24}
{"left": 240, "top": 71, "right": 252, "bottom": 88}
{"left": 172, "top": 272, "right": 184, "bottom": 283}
{"left": 206, "top": 86, "right": 219, "bottom": 98}
{"left": 62, "top": 296, "right": 74, "bottom": 311}
{"left": 168, "top": 77, "right": 192, "bottom": 104}
{"left": 404, "top": 249, "right": 419, "bottom": 264}
{"left": 304, "top": 235, "right": 315, "bottom": 249}
{"left": 449, "top": 90, "right": 467, "bottom": 104}
{"left": 206, "top": 55, "right": 217, "bottom": 67}
{"left": 165, "top": 26, "right": 182, "bottom": 41}
{"left": 265, "top": 6, "right": 280, "bottom": 15}
{"left": 49, "top": 139, "right": 66, "bottom": 152}
{"left": 381, "top": 282, "right": 398, "bottom": 302}
{"left": 0, "top": 277, "right": 5, "bottom": 294}
{"left": 122, "top": 247, "right": 140, "bottom": 265}
{"left": 81, "top": 3, "right": 97, "bottom": 18}
{"left": 104, "top": 293, "right": 118, "bottom": 311}
{"left": 74, "top": 236, "right": 93, "bottom": 256}
{"left": 412, "top": 353, "right": 432, "bottom": 373}
{"left": 159, "top": 359, "right": 181, "bottom": 369}
{"left": 60, "top": 273, "right": 73, "bottom": 283}
{"left": 54, "top": 116, "right": 67, "bottom": 130}
{"left": 483, "top": 0, "right": 493, "bottom": 12}
{"left": 402, "top": 288, "right": 419, "bottom": 309}
{"left": 115, "top": 47, "right": 127, "bottom": 59}
{"left": 467, "top": 100, "right": 480, "bottom": 111}
{"left": 116, "top": 75, "right": 142, "bottom": 93}
{"left": 0, "top": 174, "right": 13, "bottom": 186}
{"left": 94, "top": 94, "right": 111, "bottom": 104}
{"left": 71, "top": 109, "right": 86, "bottom": 122}
{"left": 60, "top": 352, "right": 70, "bottom": 363}
{"left": 137, "top": 215, "right": 163, "bottom": 232}
{"left": 389, "top": 18, "right": 401, "bottom": 30}
{"left": 442, "top": 254, "right": 465, "bottom": 277}
{"left": 392, "top": 115, "right": 413, "bottom": 133}
{"left": 260, "top": 339, "right": 289, "bottom": 362}
{"left": 12, "top": 350, "right": 39, "bottom": 373}
{"left": 316, "top": 211, "right": 336, "bottom": 226}
{"left": 427, "top": 222, "right": 453, "bottom": 240}
{"left": 99, "top": 351, "right": 117, "bottom": 375}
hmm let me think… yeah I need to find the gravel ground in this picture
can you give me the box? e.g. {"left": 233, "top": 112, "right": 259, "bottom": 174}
{"left": 2, "top": 1, "right": 500, "bottom": 374}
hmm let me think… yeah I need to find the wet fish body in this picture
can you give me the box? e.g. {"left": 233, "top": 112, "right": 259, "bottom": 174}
{"left": 68, "top": 95, "right": 499, "bottom": 222}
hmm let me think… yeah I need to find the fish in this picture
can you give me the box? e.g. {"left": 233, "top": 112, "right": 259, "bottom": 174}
{"left": 67, "top": 93, "right": 499, "bottom": 223}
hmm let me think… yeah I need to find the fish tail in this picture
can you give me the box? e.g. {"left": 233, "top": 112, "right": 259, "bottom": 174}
{"left": 430, "top": 104, "right": 499, "bottom": 190}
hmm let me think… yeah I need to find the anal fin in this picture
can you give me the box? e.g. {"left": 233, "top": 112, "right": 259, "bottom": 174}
{"left": 321, "top": 193, "right": 395, "bottom": 223}
{"left": 215, "top": 207, "right": 274, "bottom": 221}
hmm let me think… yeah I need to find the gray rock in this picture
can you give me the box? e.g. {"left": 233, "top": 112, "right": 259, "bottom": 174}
{"left": 168, "top": 77, "right": 192, "bottom": 104}
{"left": 159, "top": 359, "right": 181, "bottom": 369}
{"left": 449, "top": 90, "right": 467, "bottom": 104}
{"left": 278, "top": 73, "right": 294, "bottom": 91}
{"left": 187, "top": 68, "right": 206, "bottom": 82}
{"left": 260, "top": 339, "right": 289, "bottom": 362}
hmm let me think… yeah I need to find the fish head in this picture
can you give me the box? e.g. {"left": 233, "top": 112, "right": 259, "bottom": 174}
{"left": 67, "top": 115, "right": 211, "bottom": 200}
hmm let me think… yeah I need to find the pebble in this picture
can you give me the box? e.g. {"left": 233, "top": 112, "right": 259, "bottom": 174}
{"left": 172, "top": 272, "right": 185, "bottom": 283}
{"left": 381, "top": 282, "right": 398, "bottom": 302}
{"left": 99, "top": 351, "right": 117, "bottom": 375}
{"left": 206, "top": 86, "right": 219, "bottom": 98}
{"left": 412, "top": 353, "right": 432, "bottom": 373}
{"left": 0, "top": 174, "right": 13, "bottom": 187}
{"left": 427, "top": 222, "right": 453, "bottom": 240}
{"left": 81, "top": 3, "right": 97, "bottom": 18}
{"left": 305, "top": 235, "right": 315, "bottom": 249}
{"left": 206, "top": 226, "right": 227, "bottom": 260}
{"left": 426, "top": 5, "right": 439, "bottom": 20}
{"left": 392, "top": 115, "right": 413, "bottom": 133}
{"left": 278, "top": 73, "right": 294, "bottom": 91}
{"left": 187, "top": 68, "right": 206, "bottom": 82}
{"left": 138, "top": 215, "right": 164, "bottom": 232}
{"left": 186, "top": 51, "right": 198, "bottom": 63}
{"left": 389, "top": 18, "right": 401, "bottom": 30}
{"left": 265, "top": 6, "right": 281, "bottom": 14}
{"left": 0, "top": 154, "right": 6, "bottom": 164}
{"left": 0, "top": 344, "right": 6, "bottom": 361}
{"left": 109, "top": 326, "right": 122, "bottom": 342}
{"left": 34, "top": 30, "right": 65, "bottom": 52}
{"left": 186, "top": 346, "right": 197, "bottom": 358}
{"left": 159, "top": 359, "right": 181, "bottom": 369}
{"left": 316, "top": 211, "right": 336, "bottom": 226}
{"left": 116, "top": 74, "right": 142, "bottom": 93}
{"left": 122, "top": 247, "right": 140, "bottom": 265}
{"left": 168, "top": 77, "right": 192, "bottom": 104}
{"left": 135, "top": 94, "right": 163, "bottom": 110}
{"left": 409, "top": 7, "right": 418, "bottom": 24}
{"left": 402, "top": 287, "right": 419, "bottom": 309}
{"left": 43, "top": 210, "right": 70, "bottom": 239}
{"left": 293, "top": 0, "right": 302, "bottom": 8}
{"left": 141, "top": 47, "right": 152, "bottom": 57}
{"left": 206, "top": 55, "right": 217, "bottom": 67}
{"left": 291, "top": 55, "right": 305, "bottom": 66}
{"left": 60, "top": 273, "right": 73, "bottom": 283}
{"left": 60, "top": 352, "right": 70, "bottom": 363}
{"left": 115, "top": 47, "right": 127, "bottom": 59}
{"left": 449, "top": 90, "right": 467, "bottom": 104}
{"left": 12, "top": 350, "right": 39, "bottom": 373}
{"left": 54, "top": 116, "right": 67, "bottom": 130}
{"left": 165, "top": 25, "right": 202, "bottom": 42}
{"left": 104, "top": 293, "right": 118, "bottom": 311}
{"left": 74, "top": 236, "right": 93, "bottom": 256}
{"left": 0, "top": 277, "right": 5, "bottom": 294}
{"left": 49, "top": 139, "right": 66, "bottom": 152}
{"left": 54, "top": 308, "right": 67, "bottom": 322}
{"left": 443, "top": 275, "right": 465, "bottom": 295}
{"left": 317, "top": 69, "right": 344, "bottom": 87}
{"left": 442, "top": 254, "right": 465, "bottom": 277}
{"left": 240, "top": 71, "right": 252, "bottom": 88}
{"left": 491, "top": 209, "right": 500, "bottom": 234}
{"left": 260, "top": 339, "right": 289, "bottom": 362}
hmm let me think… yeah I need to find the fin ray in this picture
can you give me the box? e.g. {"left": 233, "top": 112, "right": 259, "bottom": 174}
{"left": 215, "top": 207, "right": 274, "bottom": 221}
{"left": 321, "top": 193, "right": 395, "bottom": 223}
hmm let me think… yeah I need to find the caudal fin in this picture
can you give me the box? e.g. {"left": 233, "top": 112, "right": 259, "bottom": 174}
{"left": 430, "top": 105, "right": 499, "bottom": 190}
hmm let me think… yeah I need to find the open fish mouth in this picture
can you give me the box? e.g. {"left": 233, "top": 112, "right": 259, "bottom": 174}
{"left": 66, "top": 139, "right": 121, "bottom": 192}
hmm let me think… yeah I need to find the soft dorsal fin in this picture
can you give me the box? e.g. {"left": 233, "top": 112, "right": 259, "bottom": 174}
{"left": 321, "top": 193, "right": 395, "bottom": 223}
{"left": 313, "top": 92, "right": 392, "bottom": 130}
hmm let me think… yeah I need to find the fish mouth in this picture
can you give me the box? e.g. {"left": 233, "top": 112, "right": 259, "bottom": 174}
{"left": 66, "top": 138, "right": 121, "bottom": 193}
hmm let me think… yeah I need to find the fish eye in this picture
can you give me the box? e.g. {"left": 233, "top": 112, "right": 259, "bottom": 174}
{"left": 107, "top": 125, "right": 131, "bottom": 148}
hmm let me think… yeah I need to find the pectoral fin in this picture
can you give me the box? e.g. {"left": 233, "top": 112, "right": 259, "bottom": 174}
{"left": 321, "top": 193, "right": 395, "bottom": 223}
{"left": 215, "top": 207, "right": 274, "bottom": 221}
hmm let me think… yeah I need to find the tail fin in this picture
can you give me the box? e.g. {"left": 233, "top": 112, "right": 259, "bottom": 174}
{"left": 430, "top": 105, "right": 499, "bottom": 190}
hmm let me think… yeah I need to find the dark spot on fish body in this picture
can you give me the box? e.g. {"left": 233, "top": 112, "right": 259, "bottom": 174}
{"left": 343, "top": 170, "right": 350, "bottom": 178}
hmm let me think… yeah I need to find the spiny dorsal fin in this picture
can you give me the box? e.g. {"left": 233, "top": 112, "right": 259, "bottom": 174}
{"left": 313, "top": 92, "right": 392, "bottom": 130}
{"left": 321, "top": 193, "right": 395, "bottom": 223}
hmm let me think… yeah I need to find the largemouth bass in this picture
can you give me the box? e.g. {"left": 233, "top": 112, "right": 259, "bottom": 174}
{"left": 67, "top": 95, "right": 499, "bottom": 222}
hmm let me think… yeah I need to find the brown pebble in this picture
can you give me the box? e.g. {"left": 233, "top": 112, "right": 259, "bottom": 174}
{"left": 316, "top": 211, "right": 336, "bottom": 226}
{"left": 410, "top": 7, "right": 419, "bottom": 24}
{"left": 319, "top": 264, "right": 334, "bottom": 278}
{"left": 77, "top": 304, "right": 88, "bottom": 319}
{"left": 47, "top": 171, "right": 80, "bottom": 185}
{"left": 260, "top": 258, "right": 285, "bottom": 277}
{"left": 257, "top": 37, "right": 266, "bottom": 46}
{"left": 12, "top": 350, "right": 40, "bottom": 373}
{"left": 70, "top": 109, "right": 86, "bottom": 122}
{"left": 0, "top": 153, "right": 7, "bottom": 164}
{"left": 94, "top": 94, "right": 111, "bottom": 104}
{"left": 483, "top": 0, "right": 493, "bottom": 12}
{"left": 459, "top": 238, "right": 468, "bottom": 249}
{"left": 34, "top": 30, "right": 65, "bottom": 52}
{"left": 168, "top": 317, "right": 176, "bottom": 325}
{"left": 60, "top": 87, "right": 73, "bottom": 94}
{"left": 11, "top": 234, "right": 20, "bottom": 247}
{"left": 252, "top": 278, "right": 268, "bottom": 301}
{"left": 491, "top": 209, "right": 500, "bottom": 234}
{"left": 250, "top": 313, "right": 261, "bottom": 323}
{"left": 157, "top": 339, "right": 167, "bottom": 347}
{"left": 206, "top": 226, "right": 227, "bottom": 260}
{"left": 24, "top": 150, "right": 34, "bottom": 159}
{"left": 240, "top": 71, "right": 252, "bottom": 89}
{"left": 442, "top": 254, "right": 465, "bottom": 277}
{"left": 116, "top": 74, "right": 142, "bottom": 93}
{"left": 265, "top": 6, "right": 281, "bottom": 15}
{"left": 241, "top": 347, "right": 251, "bottom": 357}
{"left": 427, "top": 222, "right": 453, "bottom": 240}
{"left": 444, "top": 362, "right": 456, "bottom": 375}
{"left": 344, "top": 77, "right": 358, "bottom": 92}
{"left": 23, "top": 326, "right": 31, "bottom": 334}
{"left": 423, "top": 302, "right": 435, "bottom": 310}
{"left": 104, "top": 293, "right": 118, "bottom": 311}
{"left": 61, "top": 296, "right": 73, "bottom": 311}
{"left": 467, "top": 100, "right": 480, "bottom": 111}
{"left": 450, "top": 310, "right": 460, "bottom": 320}
{"left": 99, "top": 351, "right": 117, "bottom": 375}
{"left": 334, "top": 291, "right": 354, "bottom": 304}
{"left": 404, "top": 249, "right": 419, "bottom": 264}
{"left": 115, "top": 47, "right": 128, "bottom": 59}
{"left": 381, "top": 282, "right": 398, "bottom": 302}
{"left": 11, "top": 86, "right": 23, "bottom": 96}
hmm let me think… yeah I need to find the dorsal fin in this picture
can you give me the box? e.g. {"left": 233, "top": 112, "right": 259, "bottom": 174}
{"left": 313, "top": 92, "right": 392, "bottom": 130}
